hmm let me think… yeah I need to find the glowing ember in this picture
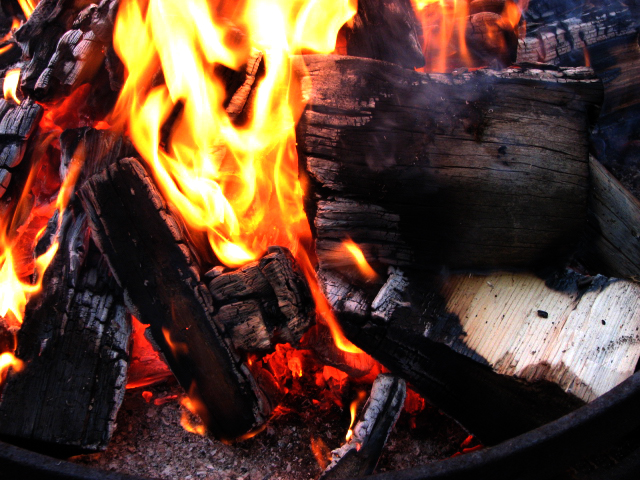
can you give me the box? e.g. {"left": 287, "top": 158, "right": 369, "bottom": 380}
{"left": 3, "top": 69, "right": 21, "bottom": 105}
{"left": 179, "top": 395, "right": 207, "bottom": 436}
{"left": 111, "top": 0, "right": 360, "bottom": 352}
{"left": 343, "top": 239, "right": 378, "bottom": 281}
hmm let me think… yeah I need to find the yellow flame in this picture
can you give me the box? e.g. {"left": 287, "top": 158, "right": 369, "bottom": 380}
{"left": 343, "top": 239, "right": 378, "bottom": 281}
{"left": 179, "top": 395, "right": 207, "bottom": 436}
{"left": 3, "top": 69, "right": 21, "bottom": 105}
{"left": 345, "top": 390, "right": 367, "bottom": 442}
{"left": 18, "top": 0, "right": 38, "bottom": 19}
{"left": 111, "top": 0, "right": 360, "bottom": 351}
{"left": 0, "top": 352, "right": 23, "bottom": 383}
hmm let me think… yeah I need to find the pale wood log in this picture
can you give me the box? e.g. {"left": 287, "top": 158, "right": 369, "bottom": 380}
{"left": 295, "top": 55, "right": 602, "bottom": 272}
{"left": 583, "top": 156, "right": 640, "bottom": 280}
{"left": 320, "top": 268, "right": 584, "bottom": 445}
{"left": 436, "top": 271, "right": 640, "bottom": 402}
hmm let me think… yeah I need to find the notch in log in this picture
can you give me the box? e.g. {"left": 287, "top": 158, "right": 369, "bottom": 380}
{"left": 79, "top": 157, "right": 314, "bottom": 440}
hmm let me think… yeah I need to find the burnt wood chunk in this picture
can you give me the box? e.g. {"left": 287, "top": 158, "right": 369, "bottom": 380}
{"left": 295, "top": 55, "right": 602, "bottom": 272}
{"left": 207, "top": 246, "right": 315, "bottom": 354}
{"left": 0, "top": 206, "right": 130, "bottom": 457}
{"left": 79, "top": 157, "right": 271, "bottom": 440}
{"left": 320, "top": 374, "right": 406, "bottom": 479}
{"left": 344, "top": 0, "right": 424, "bottom": 69}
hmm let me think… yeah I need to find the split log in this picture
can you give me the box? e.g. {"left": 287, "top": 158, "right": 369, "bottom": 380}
{"left": 0, "top": 204, "right": 130, "bottom": 457}
{"left": 79, "top": 158, "right": 276, "bottom": 440}
{"left": 319, "top": 268, "right": 586, "bottom": 445}
{"left": 343, "top": 0, "right": 424, "bottom": 69}
{"left": 320, "top": 374, "right": 406, "bottom": 479}
{"left": 295, "top": 55, "right": 602, "bottom": 272}
{"left": 582, "top": 156, "right": 640, "bottom": 280}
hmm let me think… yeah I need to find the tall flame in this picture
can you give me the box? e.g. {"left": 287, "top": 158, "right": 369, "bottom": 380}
{"left": 17, "top": 0, "right": 38, "bottom": 19}
{"left": 3, "top": 69, "right": 21, "bottom": 105}
{"left": 111, "top": 0, "right": 360, "bottom": 351}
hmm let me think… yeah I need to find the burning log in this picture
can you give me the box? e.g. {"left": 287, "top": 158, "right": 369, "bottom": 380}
{"left": 0, "top": 126, "right": 136, "bottom": 455}
{"left": 295, "top": 55, "right": 603, "bottom": 272}
{"left": 79, "top": 157, "right": 315, "bottom": 440}
{"left": 320, "top": 374, "right": 406, "bottom": 479}
{"left": 0, "top": 98, "right": 43, "bottom": 198}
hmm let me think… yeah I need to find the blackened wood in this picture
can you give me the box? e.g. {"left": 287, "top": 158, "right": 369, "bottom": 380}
{"left": 0, "top": 98, "right": 43, "bottom": 198}
{"left": 80, "top": 157, "right": 270, "bottom": 440}
{"left": 320, "top": 268, "right": 585, "bottom": 445}
{"left": 33, "top": 0, "right": 120, "bottom": 101}
{"left": 0, "top": 205, "right": 130, "bottom": 457}
{"left": 583, "top": 156, "right": 640, "bottom": 280}
{"left": 320, "top": 374, "right": 406, "bottom": 479}
{"left": 467, "top": 11, "right": 518, "bottom": 67}
{"left": 206, "top": 246, "right": 315, "bottom": 354}
{"left": 344, "top": 0, "right": 424, "bottom": 69}
{"left": 14, "top": 0, "right": 90, "bottom": 98}
{"left": 295, "top": 55, "right": 602, "bottom": 272}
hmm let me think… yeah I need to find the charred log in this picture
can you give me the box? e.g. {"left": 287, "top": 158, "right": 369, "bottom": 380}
{"left": 79, "top": 157, "right": 275, "bottom": 440}
{"left": 0, "top": 202, "right": 130, "bottom": 457}
{"left": 295, "top": 55, "right": 603, "bottom": 272}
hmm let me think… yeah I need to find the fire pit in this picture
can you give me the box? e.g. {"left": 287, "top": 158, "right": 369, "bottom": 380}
{"left": 1, "top": 0, "right": 640, "bottom": 478}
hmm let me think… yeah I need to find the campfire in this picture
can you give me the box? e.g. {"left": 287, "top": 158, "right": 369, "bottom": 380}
{"left": 1, "top": 0, "right": 640, "bottom": 478}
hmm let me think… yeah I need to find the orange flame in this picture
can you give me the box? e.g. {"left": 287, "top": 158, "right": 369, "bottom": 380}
{"left": 111, "top": 0, "right": 359, "bottom": 352}
{"left": 179, "top": 395, "right": 207, "bottom": 436}
{"left": 18, "top": 0, "right": 38, "bottom": 19}
{"left": 3, "top": 69, "right": 21, "bottom": 105}
{"left": 343, "top": 239, "right": 378, "bottom": 281}
{"left": 345, "top": 390, "right": 367, "bottom": 442}
{"left": 0, "top": 351, "right": 23, "bottom": 382}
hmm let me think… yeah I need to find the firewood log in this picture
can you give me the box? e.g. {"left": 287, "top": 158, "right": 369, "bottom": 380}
{"left": 79, "top": 157, "right": 312, "bottom": 440}
{"left": 294, "top": 55, "right": 603, "bottom": 272}
{"left": 0, "top": 127, "right": 135, "bottom": 457}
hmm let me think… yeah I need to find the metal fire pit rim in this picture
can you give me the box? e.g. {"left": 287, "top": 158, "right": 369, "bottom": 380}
{"left": 1, "top": 370, "right": 640, "bottom": 480}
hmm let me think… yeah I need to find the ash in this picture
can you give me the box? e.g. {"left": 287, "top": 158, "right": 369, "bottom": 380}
{"left": 72, "top": 380, "right": 469, "bottom": 480}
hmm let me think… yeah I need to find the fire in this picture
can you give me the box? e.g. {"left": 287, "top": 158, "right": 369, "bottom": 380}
{"left": 3, "top": 69, "right": 21, "bottom": 105}
{"left": 345, "top": 390, "right": 367, "bottom": 442}
{"left": 18, "top": 0, "right": 38, "bottom": 19}
{"left": 111, "top": 0, "right": 360, "bottom": 352}
{"left": 0, "top": 352, "right": 23, "bottom": 384}
{"left": 343, "top": 239, "right": 378, "bottom": 281}
{"left": 179, "top": 395, "right": 207, "bottom": 436}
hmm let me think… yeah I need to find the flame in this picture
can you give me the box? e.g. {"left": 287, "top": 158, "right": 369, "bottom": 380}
{"left": 18, "top": 0, "right": 38, "bottom": 19}
{"left": 111, "top": 0, "right": 359, "bottom": 352}
{"left": 179, "top": 395, "right": 207, "bottom": 436}
{"left": 161, "top": 326, "right": 189, "bottom": 357}
{"left": 0, "top": 352, "right": 23, "bottom": 384}
{"left": 345, "top": 390, "right": 367, "bottom": 442}
{"left": 3, "top": 69, "right": 21, "bottom": 105}
{"left": 343, "top": 239, "right": 378, "bottom": 281}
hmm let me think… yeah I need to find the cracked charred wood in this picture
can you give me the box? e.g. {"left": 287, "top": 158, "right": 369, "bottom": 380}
{"left": 581, "top": 156, "right": 640, "bottom": 281}
{"left": 320, "top": 268, "right": 586, "bottom": 446}
{"left": 320, "top": 374, "right": 406, "bottom": 479}
{"left": 206, "top": 246, "right": 315, "bottom": 354}
{"left": 343, "top": 0, "right": 424, "bottom": 69}
{"left": 79, "top": 157, "right": 275, "bottom": 440}
{"left": 0, "top": 98, "right": 43, "bottom": 198}
{"left": 14, "top": 0, "right": 91, "bottom": 98}
{"left": 295, "top": 55, "right": 603, "bottom": 272}
{"left": 0, "top": 200, "right": 130, "bottom": 457}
